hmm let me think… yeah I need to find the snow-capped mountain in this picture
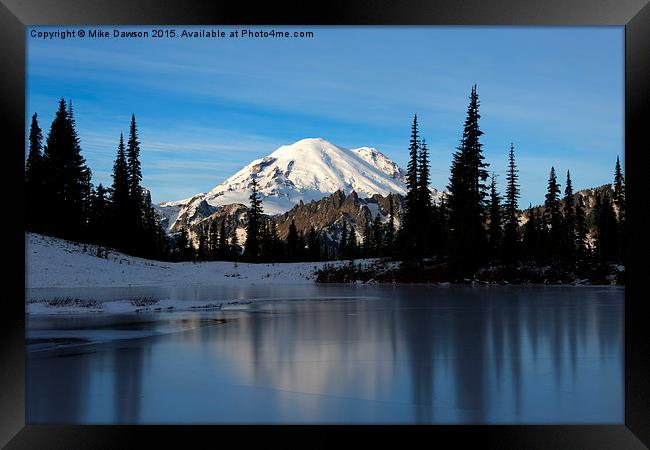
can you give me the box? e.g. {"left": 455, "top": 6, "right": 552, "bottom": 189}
{"left": 201, "top": 138, "right": 407, "bottom": 211}
{"left": 158, "top": 138, "right": 418, "bottom": 232}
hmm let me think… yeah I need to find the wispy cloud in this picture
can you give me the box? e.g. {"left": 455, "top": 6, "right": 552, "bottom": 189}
{"left": 27, "top": 26, "right": 623, "bottom": 205}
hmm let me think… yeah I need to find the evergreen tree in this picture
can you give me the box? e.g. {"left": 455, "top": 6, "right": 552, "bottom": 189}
{"left": 65, "top": 100, "right": 93, "bottom": 239}
{"left": 417, "top": 138, "right": 433, "bottom": 255}
{"left": 88, "top": 183, "right": 109, "bottom": 245}
{"left": 362, "top": 221, "right": 373, "bottom": 258}
{"left": 400, "top": 114, "right": 420, "bottom": 258}
{"left": 42, "top": 98, "right": 92, "bottom": 240}
{"left": 126, "top": 114, "right": 143, "bottom": 224}
{"left": 544, "top": 167, "right": 562, "bottom": 263}
{"left": 244, "top": 178, "right": 264, "bottom": 262}
{"left": 574, "top": 194, "right": 588, "bottom": 266}
{"left": 437, "top": 195, "right": 450, "bottom": 256}
{"left": 339, "top": 220, "right": 348, "bottom": 260}
{"left": 372, "top": 214, "right": 384, "bottom": 257}
{"left": 562, "top": 171, "right": 576, "bottom": 267}
{"left": 523, "top": 205, "right": 540, "bottom": 262}
{"left": 141, "top": 189, "right": 168, "bottom": 260}
{"left": 259, "top": 220, "right": 273, "bottom": 262}
{"left": 594, "top": 192, "right": 618, "bottom": 264}
{"left": 217, "top": 220, "right": 228, "bottom": 260}
{"left": 197, "top": 226, "right": 208, "bottom": 261}
{"left": 229, "top": 218, "right": 240, "bottom": 261}
{"left": 174, "top": 227, "right": 193, "bottom": 261}
{"left": 447, "top": 85, "right": 489, "bottom": 272}
{"left": 297, "top": 231, "right": 307, "bottom": 261}
{"left": 613, "top": 156, "right": 625, "bottom": 262}
{"left": 287, "top": 220, "right": 300, "bottom": 262}
{"left": 25, "top": 113, "right": 44, "bottom": 231}
{"left": 307, "top": 227, "right": 320, "bottom": 261}
{"left": 110, "top": 133, "right": 130, "bottom": 248}
{"left": 487, "top": 174, "right": 502, "bottom": 261}
{"left": 502, "top": 142, "right": 520, "bottom": 264}
{"left": 613, "top": 156, "right": 625, "bottom": 219}
{"left": 270, "top": 222, "right": 284, "bottom": 261}
{"left": 207, "top": 220, "right": 219, "bottom": 260}
{"left": 347, "top": 227, "right": 358, "bottom": 259}
{"left": 384, "top": 194, "right": 395, "bottom": 258}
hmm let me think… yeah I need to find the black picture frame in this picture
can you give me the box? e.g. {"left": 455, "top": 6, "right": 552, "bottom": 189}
{"left": 2, "top": 0, "right": 648, "bottom": 448}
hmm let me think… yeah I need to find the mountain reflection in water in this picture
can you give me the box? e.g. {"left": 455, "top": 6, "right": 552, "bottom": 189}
{"left": 27, "top": 285, "right": 623, "bottom": 424}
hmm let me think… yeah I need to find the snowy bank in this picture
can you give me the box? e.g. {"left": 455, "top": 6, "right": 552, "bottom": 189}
{"left": 26, "top": 233, "right": 377, "bottom": 289}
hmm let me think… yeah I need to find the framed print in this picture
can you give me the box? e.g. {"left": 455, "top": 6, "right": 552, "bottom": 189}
{"left": 1, "top": 0, "right": 649, "bottom": 448}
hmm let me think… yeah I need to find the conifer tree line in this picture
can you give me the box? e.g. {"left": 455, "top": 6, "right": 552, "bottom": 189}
{"left": 188, "top": 213, "right": 325, "bottom": 264}
{"left": 25, "top": 99, "right": 169, "bottom": 259}
{"left": 390, "top": 85, "right": 625, "bottom": 276}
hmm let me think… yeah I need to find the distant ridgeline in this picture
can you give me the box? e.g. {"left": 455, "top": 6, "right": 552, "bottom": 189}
{"left": 25, "top": 89, "right": 625, "bottom": 283}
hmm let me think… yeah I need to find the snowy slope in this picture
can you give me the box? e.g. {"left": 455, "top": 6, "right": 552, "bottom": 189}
{"left": 157, "top": 138, "right": 411, "bottom": 230}
{"left": 25, "top": 233, "right": 328, "bottom": 289}
{"left": 351, "top": 147, "right": 405, "bottom": 182}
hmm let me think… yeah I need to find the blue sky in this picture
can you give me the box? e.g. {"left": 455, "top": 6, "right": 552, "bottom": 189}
{"left": 27, "top": 26, "right": 623, "bottom": 206}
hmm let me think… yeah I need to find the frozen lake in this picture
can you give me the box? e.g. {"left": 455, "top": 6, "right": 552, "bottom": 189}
{"left": 26, "top": 284, "right": 624, "bottom": 424}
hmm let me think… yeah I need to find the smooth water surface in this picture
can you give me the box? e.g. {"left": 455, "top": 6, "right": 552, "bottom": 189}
{"left": 26, "top": 285, "right": 623, "bottom": 424}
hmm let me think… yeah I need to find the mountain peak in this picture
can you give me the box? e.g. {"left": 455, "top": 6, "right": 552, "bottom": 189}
{"left": 271, "top": 137, "right": 343, "bottom": 157}
{"left": 158, "top": 137, "right": 421, "bottom": 231}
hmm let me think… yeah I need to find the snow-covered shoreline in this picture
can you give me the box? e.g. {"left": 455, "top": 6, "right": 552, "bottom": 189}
{"left": 25, "top": 233, "right": 622, "bottom": 316}
{"left": 26, "top": 233, "right": 340, "bottom": 289}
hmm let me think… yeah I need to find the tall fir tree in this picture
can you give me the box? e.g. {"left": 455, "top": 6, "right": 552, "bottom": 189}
{"left": 544, "top": 167, "right": 562, "bottom": 263}
{"left": 487, "top": 173, "right": 502, "bottom": 261}
{"left": 110, "top": 133, "right": 130, "bottom": 247}
{"left": 612, "top": 156, "right": 625, "bottom": 262}
{"left": 447, "top": 85, "right": 489, "bottom": 272}
{"left": 400, "top": 114, "right": 420, "bottom": 258}
{"left": 562, "top": 171, "right": 576, "bottom": 267}
{"left": 417, "top": 138, "right": 433, "bottom": 255}
{"left": 502, "top": 142, "right": 520, "bottom": 264}
{"left": 42, "top": 99, "right": 92, "bottom": 240}
{"left": 25, "top": 113, "right": 44, "bottom": 231}
{"left": 613, "top": 156, "right": 625, "bottom": 219}
{"left": 40, "top": 100, "right": 67, "bottom": 237}
{"left": 126, "top": 114, "right": 143, "bottom": 222}
{"left": 244, "top": 178, "right": 264, "bottom": 262}
{"left": 65, "top": 100, "right": 92, "bottom": 239}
